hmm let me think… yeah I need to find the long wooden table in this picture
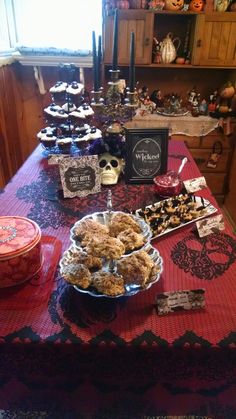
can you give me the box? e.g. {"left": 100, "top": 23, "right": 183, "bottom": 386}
{"left": 0, "top": 141, "right": 236, "bottom": 418}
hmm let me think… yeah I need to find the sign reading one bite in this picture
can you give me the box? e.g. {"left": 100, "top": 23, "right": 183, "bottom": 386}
{"left": 59, "top": 156, "right": 101, "bottom": 198}
{"left": 125, "top": 128, "right": 169, "bottom": 184}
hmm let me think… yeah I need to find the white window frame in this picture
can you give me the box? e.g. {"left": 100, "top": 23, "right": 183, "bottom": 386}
{"left": 0, "top": 0, "right": 103, "bottom": 67}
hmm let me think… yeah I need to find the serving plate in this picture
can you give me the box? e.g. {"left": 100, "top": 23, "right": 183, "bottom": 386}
{"left": 59, "top": 244, "right": 163, "bottom": 298}
{"left": 135, "top": 194, "right": 217, "bottom": 240}
{"left": 156, "top": 107, "right": 189, "bottom": 117}
{"left": 70, "top": 210, "right": 152, "bottom": 256}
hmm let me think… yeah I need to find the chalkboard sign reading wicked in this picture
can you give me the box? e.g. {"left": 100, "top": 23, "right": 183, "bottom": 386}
{"left": 125, "top": 128, "right": 169, "bottom": 184}
{"left": 59, "top": 155, "right": 101, "bottom": 198}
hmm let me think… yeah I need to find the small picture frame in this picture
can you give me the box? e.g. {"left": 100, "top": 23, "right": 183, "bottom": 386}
{"left": 124, "top": 128, "right": 169, "bottom": 184}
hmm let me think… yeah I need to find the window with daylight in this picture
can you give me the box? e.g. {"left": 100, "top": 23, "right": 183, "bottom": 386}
{"left": 1, "top": 0, "right": 102, "bottom": 58}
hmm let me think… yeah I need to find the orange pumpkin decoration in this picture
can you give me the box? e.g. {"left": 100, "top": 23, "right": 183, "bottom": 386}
{"left": 165, "top": 0, "right": 184, "bottom": 10}
{"left": 220, "top": 82, "right": 235, "bottom": 99}
{"left": 189, "top": 0, "right": 204, "bottom": 11}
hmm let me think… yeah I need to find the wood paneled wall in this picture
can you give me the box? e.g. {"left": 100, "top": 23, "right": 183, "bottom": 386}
{"left": 0, "top": 61, "right": 235, "bottom": 191}
{"left": 0, "top": 63, "right": 93, "bottom": 188}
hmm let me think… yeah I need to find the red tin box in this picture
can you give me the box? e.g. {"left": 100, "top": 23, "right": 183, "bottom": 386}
{"left": 0, "top": 216, "right": 42, "bottom": 288}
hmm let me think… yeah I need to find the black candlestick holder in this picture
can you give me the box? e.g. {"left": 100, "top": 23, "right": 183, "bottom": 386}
{"left": 91, "top": 68, "right": 138, "bottom": 133}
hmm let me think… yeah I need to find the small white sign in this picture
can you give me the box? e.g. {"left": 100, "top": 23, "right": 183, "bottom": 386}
{"left": 196, "top": 214, "right": 225, "bottom": 237}
{"left": 184, "top": 176, "right": 207, "bottom": 193}
{"left": 48, "top": 155, "right": 71, "bottom": 165}
{"left": 156, "top": 289, "right": 206, "bottom": 315}
{"left": 59, "top": 155, "right": 101, "bottom": 198}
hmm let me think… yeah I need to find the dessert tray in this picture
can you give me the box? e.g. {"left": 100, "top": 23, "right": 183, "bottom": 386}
{"left": 156, "top": 107, "right": 189, "bottom": 117}
{"left": 60, "top": 208, "right": 163, "bottom": 298}
{"left": 59, "top": 244, "right": 163, "bottom": 298}
{"left": 135, "top": 194, "right": 217, "bottom": 240}
{"left": 70, "top": 211, "right": 153, "bottom": 255}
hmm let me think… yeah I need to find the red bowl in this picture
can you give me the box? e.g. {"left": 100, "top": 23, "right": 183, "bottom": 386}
{"left": 153, "top": 171, "right": 183, "bottom": 197}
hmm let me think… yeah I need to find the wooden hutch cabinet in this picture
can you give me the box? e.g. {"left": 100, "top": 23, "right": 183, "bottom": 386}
{"left": 192, "top": 13, "right": 236, "bottom": 66}
{"left": 104, "top": 9, "right": 154, "bottom": 65}
{"left": 103, "top": 9, "right": 236, "bottom": 68}
{"left": 103, "top": 8, "right": 236, "bottom": 205}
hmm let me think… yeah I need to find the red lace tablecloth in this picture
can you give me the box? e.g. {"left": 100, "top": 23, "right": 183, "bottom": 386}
{"left": 0, "top": 141, "right": 236, "bottom": 418}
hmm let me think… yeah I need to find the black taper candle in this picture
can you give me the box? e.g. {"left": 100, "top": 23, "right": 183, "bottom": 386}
{"left": 92, "top": 31, "right": 98, "bottom": 91}
{"left": 112, "top": 9, "right": 118, "bottom": 71}
{"left": 97, "top": 35, "right": 102, "bottom": 90}
{"left": 129, "top": 32, "right": 135, "bottom": 92}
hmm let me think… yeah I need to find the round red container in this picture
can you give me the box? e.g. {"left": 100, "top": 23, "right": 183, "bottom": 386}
{"left": 0, "top": 216, "right": 42, "bottom": 288}
{"left": 153, "top": 171, "right": 183, "bottom": 197}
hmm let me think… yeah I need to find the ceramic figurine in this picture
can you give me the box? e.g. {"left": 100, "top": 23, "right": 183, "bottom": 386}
{"left": 208, "top": 90, "right": 218, "bottom": 113}
{"left": 152, "top": 37, "right": 162, "bottom": 63}
{"left": 199, "top": 99, "right": 208, "bottom": 115}
{"left": 189, "top": 0, "right": 204, "bottom": 11}
{"left": 150, "top": 89, "right": 164, "bottom": 107}
{"left": 148, "top": 0, "right": 165, "bottom": 9}
{"left": 215, "top": 0, "right": 229, "bottom": 11}
{"left": 165, "top": 0, "right": 184, "bottom": 10}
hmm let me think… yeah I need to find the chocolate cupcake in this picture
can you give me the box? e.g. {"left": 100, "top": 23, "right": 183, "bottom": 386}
{"left": 75, "top": 123, "right": 90, "bottom": 136}
{"left": 62, "top": 102, "right": 77, "bottom": 113}
{"left": 86, "top": 126, "right": 102, "bottom": 141}
{"left": 69, "top": 108, "right": 86, "bottom": 123}
{"left": 73, "top": 134, "right": 89, "bottom": 152}
{"left": 40, "top": 132, "right": 57, "bottom": 149}
{"left": 59, "top": 123, "right": 74, "bottom": 136}
{"left": 78, "top": 104, "right": 94, "bottom": 121}
{"left": 44, "top": 104, "right": 62, "bottom": 123}
{"left": 66, "top": 81, "right": 84, "bottom": 106}
{"left": 56, "top": 136, "right": 72, "bottom": 154}
{"left": 49, "top": 81, "right": 68, "bottom": 103}
{"left": 53, "top": 109, "right": 69, "bottom": 124}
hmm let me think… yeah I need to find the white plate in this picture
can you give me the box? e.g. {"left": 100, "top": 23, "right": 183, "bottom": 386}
{"left": 135, "top": 195, "right": 217, "bottom": 240}
{"left": 59, "top": 244, "right": 163, "bottom": 298}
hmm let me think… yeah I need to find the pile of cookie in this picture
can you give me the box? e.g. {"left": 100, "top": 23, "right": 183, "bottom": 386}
{"left": 135, "top": 194, "right": 208, "bottom": 237}
{"left": 60, "top": 212, "right": 161, "bottom": 297}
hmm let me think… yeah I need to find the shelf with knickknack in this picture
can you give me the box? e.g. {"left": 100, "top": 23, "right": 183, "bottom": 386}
{"left": 103, "top": 8, "right": 236, "bottom": 68}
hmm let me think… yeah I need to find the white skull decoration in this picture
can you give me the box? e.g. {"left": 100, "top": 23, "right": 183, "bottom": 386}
{"left": 98, "top": 153, "right": 123, "bottom": 185}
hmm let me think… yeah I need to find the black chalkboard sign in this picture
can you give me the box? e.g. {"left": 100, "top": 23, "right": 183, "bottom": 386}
{"left": 125, "top": 128, "right": 169, "bottom": 184}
